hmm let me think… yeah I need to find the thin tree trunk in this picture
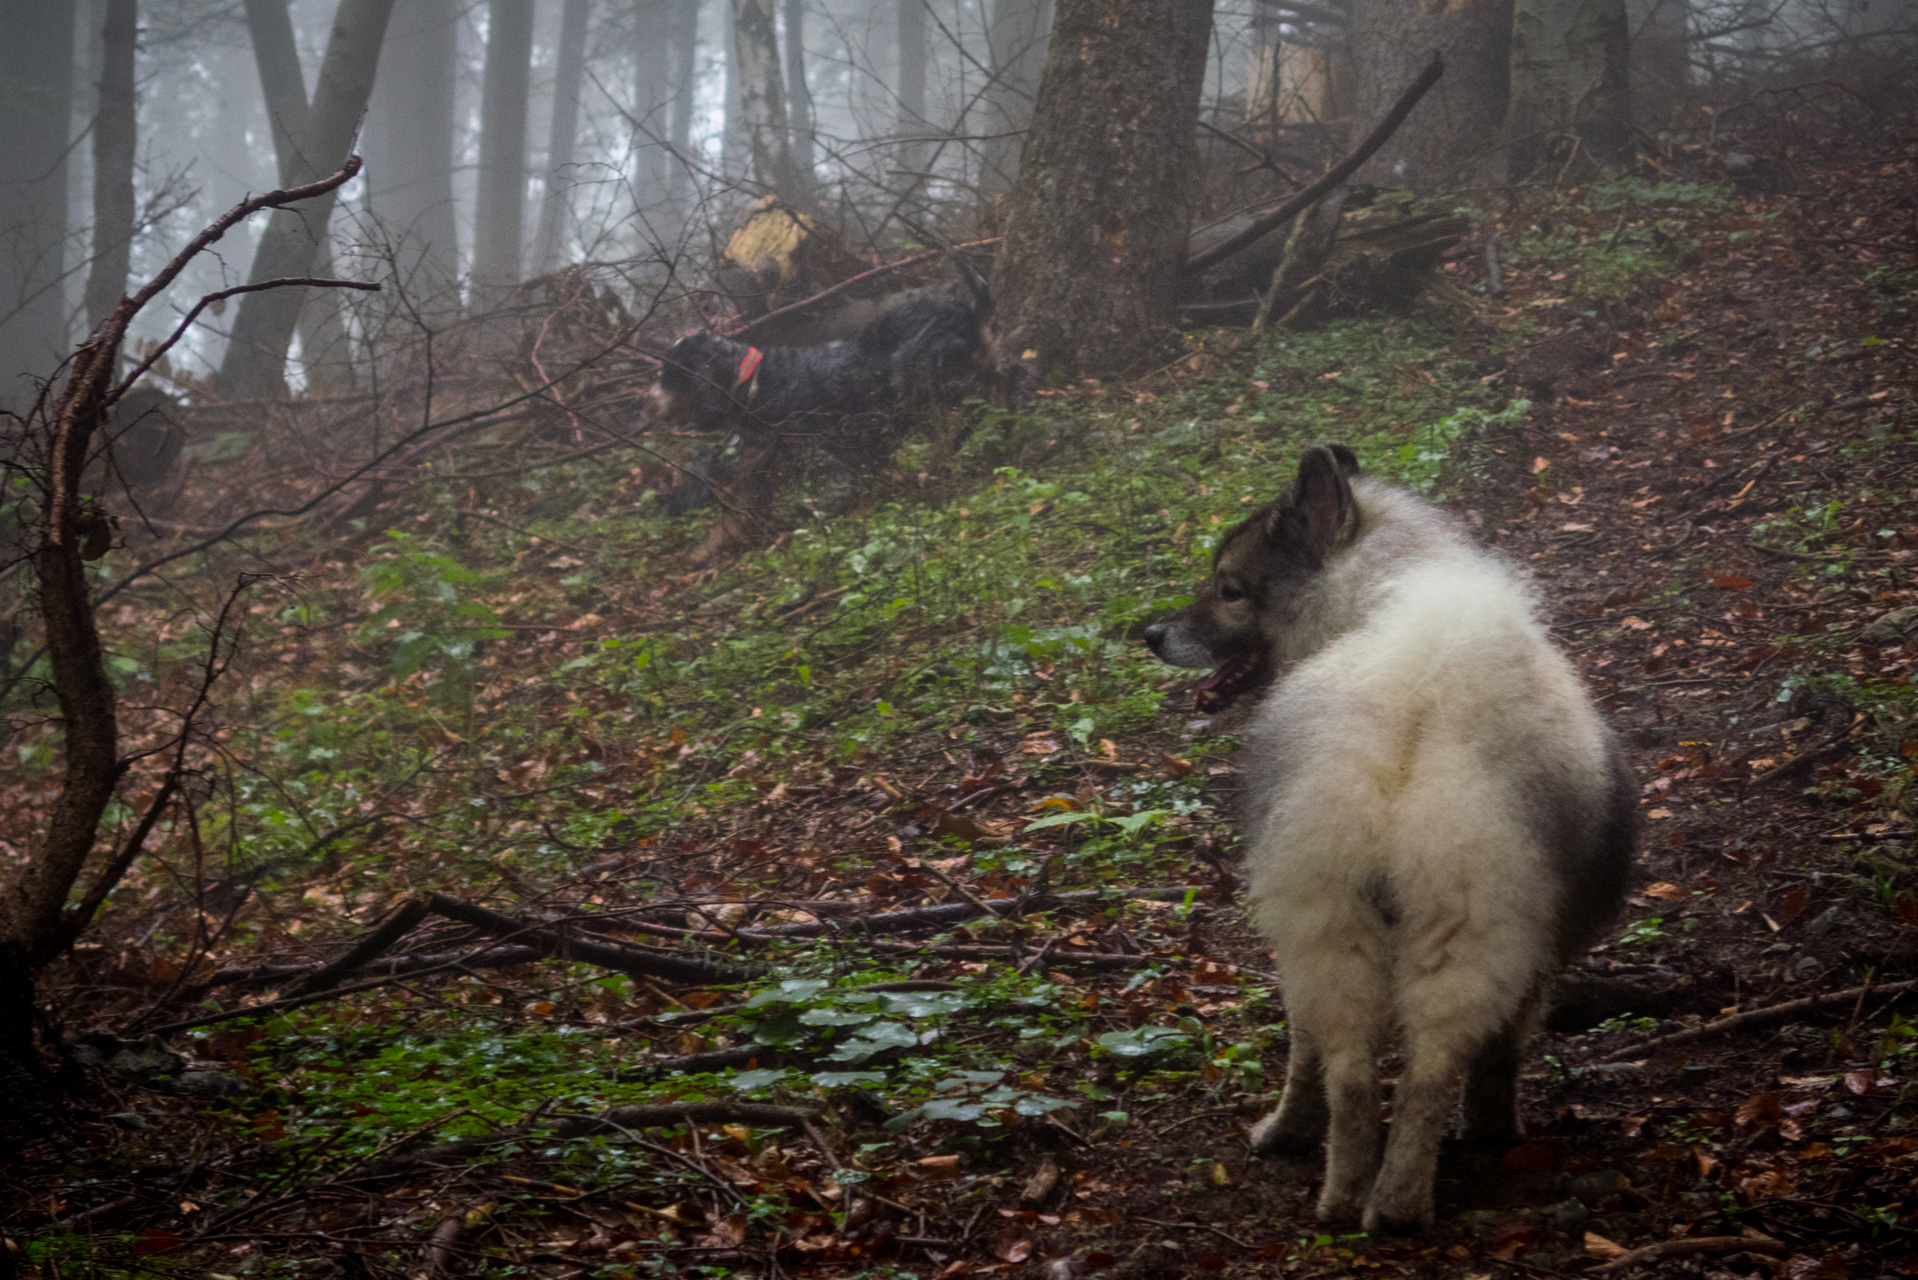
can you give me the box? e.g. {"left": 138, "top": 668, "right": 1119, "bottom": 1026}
{"left": 243, "top": 0, "right": 309, "bottom": 173}
{"left": 1349, "top": 0, "right": 1511, "bottom": 191}
{"left": 1627, "top": 0, "right": 1685, "bottom": 127}
{"left": 635, "top": 0, "right": 674, "bottom": 215}
{"left": 217, "top": 0, "right": 396, "bottom": 401}
{"left": 896, "top": 0, "right": 927, "bottom": 176}
{"left": 784, "top": 0, "right": 815, "bottom": 178}
{"left": 992, "top": 0, "right": 1213, "bottom": 380}
{"left": 83, "top": 0, "right": 138, "bottom": 333}
{"left": 534, "top": 0, "right": 590, "bottom": 275}
{"left": 0, "top": 1, "right": 77, "bottom": 410}
{"left": 1503, "top": 0, "right": 1630, "bottom": 178}
{"left": 732, "top": 0, "right": 812, "bottom": 208}
{"left": 667, "top": 0, "right": 700, "bottom": 206}
{"left": 366, "top": 0, "right": 462, "bottom": 315}
{"left": 979, "top": 0, "right": 1052, "bottom": 196}
{"left": 472, "top": 0, "right": 535, "bottom": 302}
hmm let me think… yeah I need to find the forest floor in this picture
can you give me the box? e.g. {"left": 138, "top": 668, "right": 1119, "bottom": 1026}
{"left": 6, "top": 113, "right": 1918, "bottom": 1280}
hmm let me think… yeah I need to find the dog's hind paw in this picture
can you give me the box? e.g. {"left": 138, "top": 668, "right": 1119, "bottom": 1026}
{"left": 1360, "top": 1195, "right": 1434, "bottom": 1237}
{"left": 1248, "top": 1111, "right": 1324, "bottom": 1161}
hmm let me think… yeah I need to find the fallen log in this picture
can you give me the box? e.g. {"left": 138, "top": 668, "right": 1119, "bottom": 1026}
{"left": 1182, "top": 50, "right": 1444, "bottom": 277}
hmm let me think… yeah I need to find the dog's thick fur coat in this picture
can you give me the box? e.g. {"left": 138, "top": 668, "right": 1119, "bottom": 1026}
{"left": 1145, "top": 446, "right": 1634, "bottom": 1233}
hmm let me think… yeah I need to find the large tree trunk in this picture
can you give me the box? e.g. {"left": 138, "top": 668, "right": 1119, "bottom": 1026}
{"left": 785, "top": 0, "right": 816, "bottom": 179}
{"left": 217, "top": 0, "right": 396, "bottom": 401}
{"left": 0, "top": 2, "right": 76, "bottom": 412}
{"left": 896, "top": 0, "right": 928, "bottom": 176}
{"left": 667, "top": 0, "right": 701, "bottom": 206}
{"left": 1349, "top": 0, "right": 1511, "bottom": 191}
{"left": 1502, "top": 0, "right": 1630, "bottom": 177}
{"left": 635, "top": 0, "right": 674, "bottom": 216}
{"left": 472, "top": 0, "right": 535, "bottom": 302}
{"left": 732, "top": 0, "right": 813, "bottom": 208}
{"left": 534, "top": 0, "right": 591, "bottom": 274}
{"left": 979, "top": 0, "right": 1052, "bottom": 196}
{"left": 366, "top": 0, "right": 462, "bottom": 315}
{"left": 83, "top": 0, "right": 137, "bottom": 333}
{"left": 991, "top": 0, "right": 1212, "bottom": 380}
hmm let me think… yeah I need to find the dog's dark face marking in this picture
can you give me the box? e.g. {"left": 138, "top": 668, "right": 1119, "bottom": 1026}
{"left": 1142, "top": 443, "right": 1361, "bottom": 712}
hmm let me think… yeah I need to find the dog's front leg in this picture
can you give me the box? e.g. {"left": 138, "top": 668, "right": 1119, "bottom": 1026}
{"left": 1314, "top": 1046, "right": 1382, "bottom": 1225}
{"left": 1249, "top": 1029, "right": 1328, "bottom": 1159}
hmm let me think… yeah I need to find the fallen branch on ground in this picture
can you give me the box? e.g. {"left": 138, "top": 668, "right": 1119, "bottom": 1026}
{"left": 1183, "top": 51, "right": 1445, "bottom": 276}
{"left": 357, "top": 1101, "right": 819, "bottom": 1179}
{"left": 1623, "top": 976, "right": 1918, "bottom": 1057}
{"left": 738, "top": 885, "right": 1213, "bottom": 938}
{"left": 1585, "top": 1233, "right": 1786, "bottom": 1275}
{"left": 423, "top": 893, "right": 759, "bottom": 984}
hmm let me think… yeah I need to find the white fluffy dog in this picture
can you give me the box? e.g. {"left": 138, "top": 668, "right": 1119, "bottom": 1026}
{"left": 1144, "top": 444, "right": 1634, "bottom": 1233}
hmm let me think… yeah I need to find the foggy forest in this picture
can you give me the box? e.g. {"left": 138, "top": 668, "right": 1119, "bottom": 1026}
{"left": 3, "top": 0, "right": 1918, "bottom": 1274}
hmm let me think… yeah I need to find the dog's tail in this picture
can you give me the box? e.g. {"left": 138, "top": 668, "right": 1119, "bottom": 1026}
{"left": 898, "top": 215, "right": 993, "bottom": 320}
{"left": 945, "top": 247, "right": 993, "bottom": 319}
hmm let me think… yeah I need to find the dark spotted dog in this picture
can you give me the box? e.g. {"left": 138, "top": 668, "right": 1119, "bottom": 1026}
{"left": 647, "top": 277, "right": 989, "bottom": 548}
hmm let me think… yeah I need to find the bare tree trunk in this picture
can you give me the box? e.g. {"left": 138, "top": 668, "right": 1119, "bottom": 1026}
{"left": 83, "top": 0, "right": 137, "bottom": 333}
{"left": 1503, "top": 0, "right": 1629, "bottom": 177}
{"left": 1350, "top": 0, "right": 1511, "bottom": 191}
{"left": 979, "top": 0, "right": 1052, "bottom": 196}
{"left": 243, "top": 0, "right": 308, "bottom": 170}
{"left": 785, "top": 0, "right": 816, "bottom": 178}
{"left": 217, "top": 0, "right": 396, "bottom": 401}
{"left": 635, "top": 0, "right": 674, "bottom": 216}
{"left": 366, "top": 0, "right": 462, "bottom": 315}
{"left": 534, "top": 0, "right": 590, "bottom": 275}
{"left": 472, "top": 0, "right": 535, "bottom": 302}
{"left": 896, "top": 0, "right": 928, "bottom": 172}
{"left": 992, "top": 0, "right": 1212, "bottom": 380}
{"left": 732, "top": 0, "right": 813, "bottom": 208}
{"left": 667, "top": 0, "right": 701, "bottom": 206}
{"left": 1628, "top": 0, "right": 1686, "bottom": 127}
{"left": 0, "top": 2, "right": 76, "bottom": 411}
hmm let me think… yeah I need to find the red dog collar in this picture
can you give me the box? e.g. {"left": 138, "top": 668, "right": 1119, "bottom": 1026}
{"left": 734, "top": 346, "right": 764, "bottom": 399}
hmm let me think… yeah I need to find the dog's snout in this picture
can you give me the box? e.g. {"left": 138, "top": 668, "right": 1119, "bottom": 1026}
{"left": 1142, "top": 622, "right": 1167, "bottom": 656}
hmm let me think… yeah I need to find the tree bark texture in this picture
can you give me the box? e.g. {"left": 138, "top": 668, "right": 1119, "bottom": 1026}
{"left": 1349, "top": 0, "right": 1512, "bottom": 191}
{"left": 667, "top": 0, "right": 701, "bottom": 205}
{"left": 979, "top": 0, "right": 1052, "bottom": 195}
{"left": 83, "top": 0, "right": 138, "bottom": 333}
{"left": 0, "top": 1, "right": 76, "bottom": 409}
{"left": 472, "top": 0, "right": 536, "bottom": 300}
{"left": 1503, "top": 0, "right": 1630, "bottom": 176}
{"left": 366, "top": 0, "right": 462, "bottom": 312}
{"left": 217, "top": 0, "right": 396, "bottom": 400}
{"left": 634, "top": 0, "right": 674, "bottom": 214}
{"left": 991, "top": 0, "right": 1213, "bottom": 380}
{"left": 784, "top": 0, "right": 816, "bottom": 178}
{"left": 534, "top": 0, "right": 591, "bottom": 274}
{"left": 732, "top": 0, "right": 813, "bottom": 208}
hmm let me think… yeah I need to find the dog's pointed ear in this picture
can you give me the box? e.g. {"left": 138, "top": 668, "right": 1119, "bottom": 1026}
{"left": 1292, "top": 445, "right": 1359, "bottom": 554}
